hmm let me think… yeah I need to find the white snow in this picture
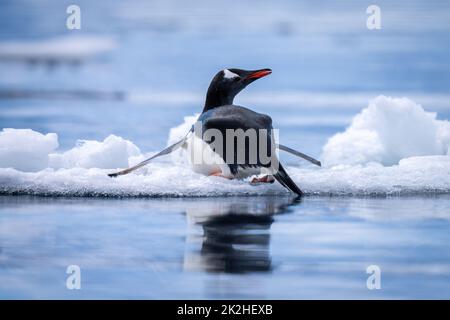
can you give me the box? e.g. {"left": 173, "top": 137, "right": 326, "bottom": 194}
{"left": 1, "top": 96, "right": 450, "bottom": 197}
{"left": 48, "top": 135, "right": 141, "bottom": 169}
{"left": 166, "top": 113, "right": 199, "bottom": 165}
{"left": 0, "top": 156, "right": 449, "bottom": 197}
{"left": 0, "top": 129, "right": 58, "bottom": 172}
{"left": 322, "top": 96, "right": 450, "bottom": 166}
{"left": 0, "top": 129, "right": 140, "bottom": 172}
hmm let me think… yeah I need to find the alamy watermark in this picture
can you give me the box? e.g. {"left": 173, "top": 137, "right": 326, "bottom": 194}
{"left": 186, "top": 121, "right": 280, "bottom": 172}
{"left": 66, "top": 5, "right": 81, "bottom": 30}
{"left": 366, "top": 265, "right": 381, "bottom": 290}
{"left": 66, "top": 264, "right": 81, "bottom": 290}
{"left": 366, "top": 5, "right": 382, "bottom": 30}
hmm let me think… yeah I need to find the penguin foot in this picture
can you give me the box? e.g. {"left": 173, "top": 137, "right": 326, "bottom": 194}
{"left": 209, "top": 171, "right": 233, "bottom": 179}
{"left": 250, "top": 175, "right": 275, "bottom": 185}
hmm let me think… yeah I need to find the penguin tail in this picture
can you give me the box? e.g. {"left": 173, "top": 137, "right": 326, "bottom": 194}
{"left": 273, "top": 163, "right": 303, "bottom": 196}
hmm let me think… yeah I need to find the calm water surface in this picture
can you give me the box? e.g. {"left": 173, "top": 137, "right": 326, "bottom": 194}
{"left": 1, "top": 195, "right": 450, "bottom": 299}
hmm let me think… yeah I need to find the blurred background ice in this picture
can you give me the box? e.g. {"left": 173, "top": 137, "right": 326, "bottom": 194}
{"left": 1, "top": 0, "right": 450, "bottom": 156}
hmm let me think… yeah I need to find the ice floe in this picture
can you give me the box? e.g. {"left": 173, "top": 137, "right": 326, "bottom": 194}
{"left": 48, "top": 135, "right": 141, "bottom": 170}
{"left": 0, "top": 35, "right": 116, "bottom": 62}
{"left": 322, "top": 96, "right": 450, "bottom": 166}
{"left": 0, "top": 128, "right": 58, "bottom": 172}
{"left": 1, "top": 96, "right": 449, "bottom": 197}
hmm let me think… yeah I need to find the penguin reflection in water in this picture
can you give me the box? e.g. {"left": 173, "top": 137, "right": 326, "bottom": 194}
{"left": 108, "top": 68, "right": 321, "bottom": 196}
{"left": 182, "top": 196, "right": 299, "bottom": 273}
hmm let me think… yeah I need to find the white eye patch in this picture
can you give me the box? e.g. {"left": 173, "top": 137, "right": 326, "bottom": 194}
{"left": 223, "top": 69, "right": 239, "bottom": 79}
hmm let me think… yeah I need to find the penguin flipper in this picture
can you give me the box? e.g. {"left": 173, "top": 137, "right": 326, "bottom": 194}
{"left": 108, "top": 138, "right": 187, "bottom": 177}
{"left": 277, "top": 143, "right": 321, "bottom": 167}
{"left": 273, "top": 163, "right": 303, "bottom": 196}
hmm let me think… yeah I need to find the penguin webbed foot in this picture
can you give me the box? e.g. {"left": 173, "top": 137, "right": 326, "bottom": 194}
{"left": 209, "top": 171, "right": 233, "bottom": 180}
{"left": 250, "top": 175, "right": 275, "bottom": 185}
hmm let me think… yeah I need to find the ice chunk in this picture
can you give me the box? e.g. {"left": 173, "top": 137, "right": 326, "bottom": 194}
{"left": 166, "top": 113, "right": 199, "bottom": 165}
{"left": 0, "top": 129, "right": 141, "bottom": 171}
{"left": 49, "top": 135, "right": 141, "bottom": 169}
{"left": 291, "top": 155, "right": 450, "bottom": 196}
{"left": 322, "top": 96, "right": 450, "bottom": 166}
{"left": 0, "top": 129, "right": 58, "bottom": 172}
{"left": 167, "top": 113, "right": 198, "bottom": 145}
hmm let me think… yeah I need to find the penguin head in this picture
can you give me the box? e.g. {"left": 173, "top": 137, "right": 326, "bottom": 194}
{"left": 203, "top": 68, "right": 272, "bottom": 112}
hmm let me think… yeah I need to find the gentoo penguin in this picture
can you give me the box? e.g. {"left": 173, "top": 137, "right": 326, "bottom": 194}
{"left": 108, "top": 68, "right": 321, "bottom": 196}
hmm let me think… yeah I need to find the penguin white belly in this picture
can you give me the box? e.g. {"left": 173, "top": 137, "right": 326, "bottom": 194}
{"left": 185, "top": 135, "right": 233, "bottom": 178}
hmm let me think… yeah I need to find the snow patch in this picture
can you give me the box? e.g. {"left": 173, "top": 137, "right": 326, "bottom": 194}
{"left": 0, "top": 156, "right": 449, "bottom": 197}
{"left": 0, "top": 129, "right": 58, "bottom": 172}
{"left": 166, "top": 113, "right": 199, "bottom": 165}
{"left": 0, "top": 129, "right": 140, "bottom": 171}
{"left": 49, "top": 135, "right": 141, "bottom": 169}
{"left": 322, "top": 96, "right": 450, "bottom": 166}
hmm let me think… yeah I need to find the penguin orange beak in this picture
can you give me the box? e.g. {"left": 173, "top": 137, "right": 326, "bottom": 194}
{"left": 245, "top": 69, "right": 272, "bottom": 80}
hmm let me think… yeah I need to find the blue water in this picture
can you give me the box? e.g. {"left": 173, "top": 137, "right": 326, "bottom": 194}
{"left": 2, "top": 195, "right": 450, "bottom": 299}
{"left": 1, "top": 0, "right": 450, "bottom": 299}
